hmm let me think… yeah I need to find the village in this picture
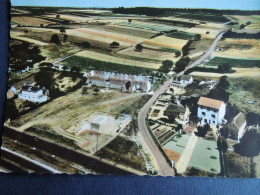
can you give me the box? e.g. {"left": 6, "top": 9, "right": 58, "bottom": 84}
{"left": 1, "top": 6, "right": 260, "bottom": 177}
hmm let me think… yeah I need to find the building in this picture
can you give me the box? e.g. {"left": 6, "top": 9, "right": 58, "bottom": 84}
{"left": 197, "top": 97, "right": 226, "bottom": 126}
{"left": 227, "top": 112, "right": 247, "bottom": 141}
{"left": 180, "top": 75, "right": 193, "bottom": 85}
{"left": 172, "top": 75, "right": 193, "bottom": 88}
{"left": 18, "top": 84, "right": 49, "bottom": 103}
{"left": 85, "top": 70, "right": 151, "bottom": 92}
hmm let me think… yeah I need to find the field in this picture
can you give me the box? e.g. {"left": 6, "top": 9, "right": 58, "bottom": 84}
{"left": 163, "top": 134, "right": 191, "bottom": 154}
{"left": 62, "top": 55, "right": 156, "bottom": 74}
{"left": 142, "top": 35, "right": 188, "bottom": 51}
{"left": 206, "top": 57, "right": 260, "bottom": 68}
{"left": 183, "top": 27, "right": 221, "bottom": 39}
{"left": 11, "top": 16, "right": 54, "bottom": 26}
{"left": 213, "top": 38, "right": 260, "bottom": 59}
{"left": 10, "top": 88, "right": 145, "bottom": 153}
{"left": 188, "top": 137, "right": 220, "bottom": 174}
{"left": 228, "top": 77, "right": 260, "bottom": 114}
{"left": 166, "top": 31, "right": 198, "bottom": 40}
{"left": 117, "top": 46, "right": 180, "bottom": 63}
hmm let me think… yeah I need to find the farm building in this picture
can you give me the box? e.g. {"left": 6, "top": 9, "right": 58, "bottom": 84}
{"left": 76, "top": 112, "right": 132, "bottom": 135}
{"left": 85, "top": 70, "right": 151, "bottom": 92}
{"left": 172, "top": 75, "right": 193, "bottom": 88}
{"left": 18, "top": 84, "right": 49, "bottom": 103}
{"left": 197, "top": 97, "right": 226, "bottom": 126}
{"left": 227, "top": 112, "right": 247, "bottom": 141}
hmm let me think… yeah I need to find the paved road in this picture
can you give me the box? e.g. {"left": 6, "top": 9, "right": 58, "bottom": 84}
{"left": 137, "top": 32, "right": 225, "bottom": 176}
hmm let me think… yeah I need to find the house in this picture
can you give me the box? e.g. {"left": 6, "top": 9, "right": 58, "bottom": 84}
{"left": 85, "top": 70, "right": 151, "bottom": 92}
{"left": 180, "top": 75, "right": 193, "bottom": 85}
{"left": 197, "top": 97, "right": 226, "bottom": 126}
{"left": 18, "top": 84, "right": 49, "bottom": 103}
{"left": 172, "top": 75, "right": 193, "bottom": 88}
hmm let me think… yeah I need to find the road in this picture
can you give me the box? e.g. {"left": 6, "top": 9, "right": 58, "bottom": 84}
{"left": 137, "top": 32, "right": 225, "bottom": 176}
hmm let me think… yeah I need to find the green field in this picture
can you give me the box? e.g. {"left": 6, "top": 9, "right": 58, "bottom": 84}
{"left": 206, "top": 57, "right": 260, "bottom": 68}
{"left": 62, "top": 55, "right": 155, "bottom": 75}
{"left": 119, "top": 22, "right": 176, "bottom": 32}
{"left": 188, "top": 138, "right": 221, "bottom": 174}
{"left": 166, "top": 31, "right": 197, "bottom": 40}
{"left": 163, "top": 134, "right": 191, "bottom": 154}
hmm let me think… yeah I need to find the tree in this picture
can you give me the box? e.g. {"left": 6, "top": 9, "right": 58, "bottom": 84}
{"left": 234, "top": 129, "right": 260, "bottom": 157}
{"left": 174, "top": 57, "right": 191, "bottom": 73}
{"left": 128, "top": 19, "right": 132, "bottom": 23}
{"left": 94, "top": 88, "right": 100, "bottom": 95}
{"left": 110, "top": 41, "right": 120, "bottom": 48}
{"left": 240, "top": 24, "right": 246, "bottom": 29}
{"left": 82, "top": 86, "right": 88, "bottom": 95}
{"left": 60, "top": 27, "right": 66, "bottom": 34}
{"left": 218, "top": 63, "right": 233, "bottom": 73}
{"left": 5, "top": 99, "right": 19, "bottom": 121}
{"left": 159, "top": 60, "right": 173, "bottom": 73}
{"left": 62, "top": 65, "right": 68, "bottom": 70}
{"left": 135, "top": 44, "right": 143, "bottom": 52}
{"left": 207, "top": 76, "right": 230, "bottom": 102}
{"left": 175, "top": 51, "right": 181, "bottom": 58}
{"left": 50, "top": 34, "right": 61, "bottom": 45}
{"left": 63, "top": 34, "right": 68, "bottom": 42}
{"left": 194, "top": 34, "right": 201, "bottom": 41}
{"left": 56, "top": 15, "right": 60, "bottom": 18}
{"left": 40, "top": 24, "right": 44, "bottom": 28}
{"left": 246, "top": 112, "right": 260, "bottom": 126}
{"left": 82, "top": 41, "right": 91, "bottom": 48}
{"left": 246, "top": 21, "right": 251, "bottom": 25}
{"left": 70, "top": 66, "right": 80, "bottom": 73}
{"left": 196, "top": 124, "right": 211, "bottom": 137}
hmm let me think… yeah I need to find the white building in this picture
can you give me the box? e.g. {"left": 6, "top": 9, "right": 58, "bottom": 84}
{"left": 233, "top": 112, "right": 247, "bottom": 141}
{"left": 180, "top": 75, "right": 193, "bottom": 85}
{"left": 197, "top": 97, "right": 226, "bottom": 126}
{"left": 18, "top": 84, "right": 49, "bottom": 103}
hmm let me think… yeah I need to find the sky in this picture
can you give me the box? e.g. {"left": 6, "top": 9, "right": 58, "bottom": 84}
{"left": 11, "top": 0, "right": 260, "bottom": 10}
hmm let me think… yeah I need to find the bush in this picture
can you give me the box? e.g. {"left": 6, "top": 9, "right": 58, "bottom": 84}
{"left": 50, "top": 34, "right": 61, "bottom": 45}
{"left": 175, "top": 57, "right": 191, "bottom": 73}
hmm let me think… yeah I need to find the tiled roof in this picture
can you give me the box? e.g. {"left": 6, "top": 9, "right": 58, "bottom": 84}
{"left": 197, "top": 97, "right": 224, "bottom": 109}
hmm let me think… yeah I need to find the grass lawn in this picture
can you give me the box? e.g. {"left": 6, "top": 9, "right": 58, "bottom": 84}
{"left": 188, "top": 137, "right": 220, "bottom": 174}
{"left": 163, "top": 134, "right": 191, "bottom": 154}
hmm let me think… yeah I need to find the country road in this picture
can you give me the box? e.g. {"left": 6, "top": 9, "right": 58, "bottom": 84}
{"left": 137, "top": 31, "right": 225, "bottom": 176}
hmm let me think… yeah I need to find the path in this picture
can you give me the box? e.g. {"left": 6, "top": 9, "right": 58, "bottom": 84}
{"left": 137, "top": 31, "right": 226, "bottom": 176}
{"left": 175, "top": 133, "right": 198, "bottom": 173}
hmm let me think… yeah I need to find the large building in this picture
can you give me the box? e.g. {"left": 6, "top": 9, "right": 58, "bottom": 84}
{"left": 18, "top": 84, "right": 49, "bottom": 103}
{"left": 197, "top": 97, "right": 226, "bottom": 126}
{"left": 84, "top": 70, "right": 151, "bottom": 92}
{"left": 172, "top": 75, "right": 193, "bottom": 88}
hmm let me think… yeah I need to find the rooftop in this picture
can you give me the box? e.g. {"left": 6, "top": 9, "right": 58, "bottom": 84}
{"left": 233, "top": 112, "right": 246, "bottom": 130}
{"left": 197, "top": 97, "right": 224, "bottom": 109}
{"left": 180, "top": 75, "right": 192, "bottom": 81}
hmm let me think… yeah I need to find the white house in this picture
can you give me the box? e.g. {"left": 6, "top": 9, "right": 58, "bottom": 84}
{"left": 180, "top": 75, "right": 193, "bottom": 85}
{"left": 18, "top": 84, "right": 49, "bottom": 103}
{"left": 197, "top": 97, "right": 226, "bottom": 126}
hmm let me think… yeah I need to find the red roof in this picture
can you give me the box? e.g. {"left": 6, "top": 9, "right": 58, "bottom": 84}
{"left": 198, "top": 97, "right": 224, "bottom": 109}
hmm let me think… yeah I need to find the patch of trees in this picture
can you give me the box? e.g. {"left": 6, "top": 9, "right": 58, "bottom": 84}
{"left": 163, "top": 105, "right": 178, "bottom": 122}
{"left": 4, "top": 99, "right": 19, "bottom": 121}
{"left": 207, "top": 76, "right": 230, "bottom": 102}
{"left": 182, "top": 40, "right": 193, "bottom": 56}
{"left": 50, "top": 34, "right": 61, "bottom": 45}
{"left": 110, "top": 41, "right": 120, "bottom": 48}
{"left": 175, "top": 51, "right": 181, "bottom": 58}
{"left": 181, "top": 96, "right": 200, "bottom": 117}
{"left": 223, "top": 30, "right": 260, "bottom": 39}
{"left": 234, "top": 129, "right": 260, "bottom": 157}
{"left": 60, "top": 26, "right": 66, "bottom": 34}
{"left": 9, "top": 41, "right": 45, "bottom": 71}
{"left": 112, "top": 7, "right": 165, "bottom": 16}
{"left": 174, "top": 57, "right": 191, "bottom": 73}
{"left": 159, "top": 60, "right": 174, "bottom": 73}
{"left": 246, "top": 112, "right": 260, "bottom": 126}
{"left": 82, "top": 41, "right": 91, "bottom": 48}
{"left": 135, "top": 44, "right": 143, "bottom": 52}
{"left": 196, "top": 124, "right": 211, "bottom": 137}
{"left": 166, "top": 31, "right": 200, "bottom": 41}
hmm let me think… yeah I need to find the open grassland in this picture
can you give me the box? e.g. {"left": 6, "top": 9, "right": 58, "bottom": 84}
{"left": 206, "top": 57, "right": 260, "bottom": 68}
{"left": 188, "top": 138, "right": 220, "bottom": 174}
{"left": 245, "top": 15, "right": 260, "bottom": 30}
{"left": 142, "top": 35, "right": 188, "bottom": 51}
{"left": 62, "top": 55, "right": 156, "bottom": 75}
{"left": 74, "top": 50, "right": 161, "bottom": 69}
{"left": 43, "top": 14, "right": 91, "bottom": 22}
{"left": 95, "top": 136, "right": 146, "bottom": 172}
{"left": 11, "top": 16, "right": 54, "bottom": 26}
{"left": 228, "top": 77, "right": 260, "bottom": 114}
{"left": 12, "top": 88, "right": 144, "bottom": 152}
{"left": 117, "top": 46, "right": 180, "bottom": 63}
{"left": 214, "top": 38, "right": 260, "bottom": 59}
{"left": 188, "top": 38, "right": 214, "bottom": 58}
{"left": 11, "top": 31, "right": 48, "bottom": 46}
{"left": 90, "top": 24, "right": 156, "bottom": 39}
{"left": 183, "top": 27, "right": 220, "bottom": 39}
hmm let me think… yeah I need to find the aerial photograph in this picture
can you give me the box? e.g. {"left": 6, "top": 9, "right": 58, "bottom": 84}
{"left": 1, "top": 0, "right": 260, "bottom": 177}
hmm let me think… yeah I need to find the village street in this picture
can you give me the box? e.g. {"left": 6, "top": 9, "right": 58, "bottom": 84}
{"left": 137, "top": 31, "right": 226, "bottom": 176}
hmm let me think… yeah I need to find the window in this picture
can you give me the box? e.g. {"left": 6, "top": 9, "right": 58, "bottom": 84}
{"left": 213, "top": 120, "right": 215, "bottom": 124}
{"left": 207, "top": 107, "right": 210, "bottom": 111}
{"left": 204, "top": 119, "right": 207, "bottom": 123}
{"left": 211, "top": 114, "right": 216, "bottom": 118}
{"left": 202, "top": 112, "right": 206, "bottom": 116}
